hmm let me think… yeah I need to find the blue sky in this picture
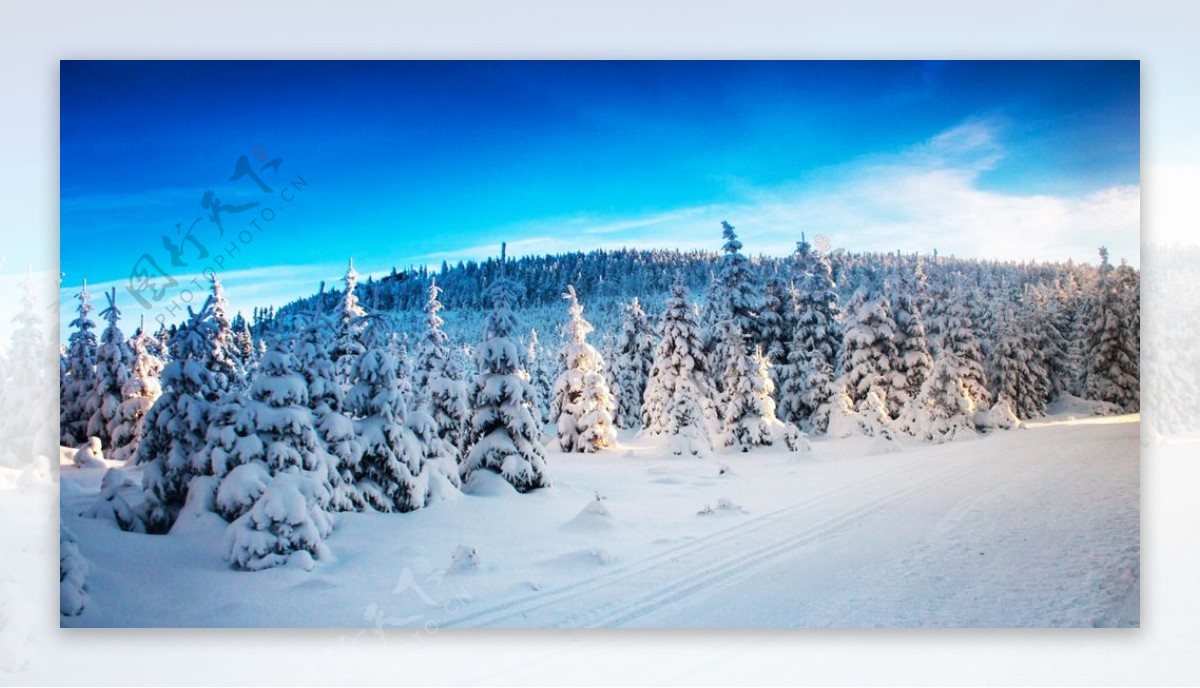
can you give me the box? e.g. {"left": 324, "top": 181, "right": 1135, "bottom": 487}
{"left": 59, "top": 60, "right": 1139, "bottom": 331}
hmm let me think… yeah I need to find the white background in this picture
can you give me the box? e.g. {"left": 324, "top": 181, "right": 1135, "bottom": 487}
{"left": 2, "top": 1, "right": 1198, "bottom": 684}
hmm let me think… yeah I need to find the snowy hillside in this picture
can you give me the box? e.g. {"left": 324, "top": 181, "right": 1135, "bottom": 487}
{"left": 59, "top": 408, "right": 1138, "bottom": 628}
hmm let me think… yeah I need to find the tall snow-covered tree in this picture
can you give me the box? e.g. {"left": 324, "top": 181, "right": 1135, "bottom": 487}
{"left": 414, "top": 278, "right": 472, "bottom": 458}
{"left": 331, "top": 259, "right": 368, "bottom": 390}
{"left": 890, "top": 265, "right": 934, "bottom": 422}
{"left": 61, "top": 280, "right": 98, "bottom": 446}
{"left": 938, "top": 275, "right": 992, "bottom": 413}
{"left": 901, "top": 351, "right": 980, "bottom": 443}
{"left": 522, "top": 329, "right": 552, "bottom": 426}
{"left": 550, "top": 285, "right": 616, "bottom": 452}
{"left": 138, "top": 296, "right": 226, "bottom": 527}
{"left": 86, "top": 288, "right": 132, "bottom": 450}
{"left": 1084, "top": 248, "right": 1140, "bottom": 411}
{"left": 641, "top": 276, "right": 716, "bottom": 455}
{"left": 345, "top": 322, "right": 428, "bottom": 511}
{"left": 107, "top": 324, "right": 164, "bottom": 463}
{"left": 779, "top": 235, "right": 841, "bottom": 424}
{"left": 1, "top": 268, "right": 57, "bottom": 466}
{"left": 719, "top": 338, "right": 788, "bottom": 451}
{"left": 463, "top": 244, "right": 550, "bottom": 491}
{"left": 706, "top": 221, "right": 763, "bottom": 404}
{"left": 837, "top": 284, "right": 901, "bottom": 417}
{"left": 610, "top": 297, "right": 656, "bottom": 429}
{"left": 208, "top": 276, "right": 246, "bottom": 392}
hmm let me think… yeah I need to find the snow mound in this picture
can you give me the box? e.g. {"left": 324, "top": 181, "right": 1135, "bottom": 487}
{"left": 59, "top": 524, "right": 89, "bottom": 618}
{"left": 172, "top": 476, "right": 225, "bottom": 535}
{"left": 698, "top": 497, "right": 747, "bottom": 516}
{"left": 462, "top": 470, "right": 520, "bottom": 498}
{"left": 0, "top": 575, "right": 33, "bottom": 670}
{"left": 1046, "top": 393, "right": 1125, "bottom": 418}
{"left": 449, "top": 545, "right": 481, "bottom": 573}
{"left": 978, "top": 399, "right": 1024, "bottom": 431}
{"left": 564, "top": 497, "right": 615, "bottom": 531}
{"left": 554, "top": 548, "right": 617, "bottom": 567}
{"left": 84, "top": 468, "right": 164, "bottom": 533}
{"left": 17, "top": 455, "right": 54, "bottom": 490}
{"left": 867, "top": 435, "right": 903, "bottom": 455}
{"left": 73, "top": 437, "right": 105, "bottom": 468}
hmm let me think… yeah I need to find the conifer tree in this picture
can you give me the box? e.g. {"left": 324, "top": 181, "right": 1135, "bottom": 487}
{"left": 414, "top": 278, "right": 472, "bottom": 458}
{"left": 641, "top": 276, "right": 716, "bottom": 455}
{"left": 107, "top": 322, "right": 164, "bottom": 463}
{"left": 61, "top": 280, "right": 98, "bottom": 446}
{"left": 550, "top": 285, "right": 616, "bottom": 452}
{"left": 610, "top": 297, "right": 656, "bottom": 429}
{"left": 1084, "top": 248, "right": 1140, "bottom": 411}
{"left": 86, "top": 288, "right": 132, "bottom": 449}
{"left": 463, "top": 244, "right": 550, "bottom": 491}
{"left": 331, "top": 258, "right": 368, "bottom": 390}
{"left": 1, "top": 268, "right": 56, "bottom": 466}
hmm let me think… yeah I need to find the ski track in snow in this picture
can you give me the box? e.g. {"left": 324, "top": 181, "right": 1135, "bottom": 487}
{"left": 54, "top": 414, "right": 1139, "bottom": 628}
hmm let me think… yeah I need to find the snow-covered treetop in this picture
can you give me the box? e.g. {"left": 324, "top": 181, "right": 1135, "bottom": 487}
{"left": 98, "top": 287, "right": 121, "bottom": 329}
{"left": 561, "top": 285, "right": 594, "bottom": 345}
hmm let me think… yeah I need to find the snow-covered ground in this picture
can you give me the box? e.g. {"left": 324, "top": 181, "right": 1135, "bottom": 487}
{"left": 55, "top": 411, "right": 1139, "bottom": 629}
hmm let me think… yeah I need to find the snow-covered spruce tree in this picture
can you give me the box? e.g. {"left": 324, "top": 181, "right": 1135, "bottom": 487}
{"left": 778, "top": 235, "right": 841, "bottom": 424}
{"left": 719, "top": 335, "right": 795, "bottom": 451}
{"left": 208, "top": 276, "right": 246, "bottom": 392}
{"left": 610, "top": 297, "right": 656, "bottom": 429}
{"left": 836, "top": 284, "right": 901, "bottom": 433}
{"left": 85, "top": 288, "right": 131, "bottom": 450}
{"left": 345, "top": 320, "right": 429, "bottom": 511}
{"left": 414, "top": 279, "right": 472, "bottom": 459}
{"left": 293, "top": 314, "right": 362, "bottom": 512}
{"left": 901, "top": 351, "right": 979, "bottom": 443}
{"left": 233, "top": 314, "right": 257, "bottom": 377}
{"left": 463, "top": 244, "right": 550, "bottom": 491}
{"left": 242, "top": 335, "right": 342, "bottom": 491}
{"left": 938, "top": 275, "right": 992, "bottom": 413}
{"left": 641, "top": 275, "right": 716, "bottom": 455}
{"left": 1084, "top": 248, "right": 1140, "bottom": 412}
{"left": 107, "top": 324, "right": 164, "bottom": 463}
{"left": 706, "top": 221, "right": 763, "bottom": 406}
{"left": 1, "top": 268, "right": 57, "bottom": 466}
{"left": 522, "top": 329, "right": 552, "bottom": 426}
{"left": 223, "top": 471, "right": 334, "bottom": 571}
{"left": 61, "top": 280, "right": 98, "bottom": 447}
{"left": 758, "top": 277, "right": 796, "bottom": 370}
{"left": 989, "top": 308, "right": 1047, "bottom": 420}
{"left": 550, "top": 285, "right": 616, "bottom": 452}
{"left": 799, "top": 348, "right": 836, "bottom": 433}
{"left": 331, "top": 258, "right": 368, "bottom": 391}
{"left": 890, "top": 266, "right": 934, "bottom": 423}
{"left": 138, "top": 296, "right": 228, "bottom": 526}
{"left": 1028, "top": 281, "right": 1073, "bottom": 403}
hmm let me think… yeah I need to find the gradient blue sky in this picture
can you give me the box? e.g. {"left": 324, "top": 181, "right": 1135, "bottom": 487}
{"left": 60, "top": 60, "right": 1139, "bottom": 331}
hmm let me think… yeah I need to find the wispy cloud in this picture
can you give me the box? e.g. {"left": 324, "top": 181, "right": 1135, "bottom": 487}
{"left": 397, "top": 120, "right": 1139, "bottom": 268}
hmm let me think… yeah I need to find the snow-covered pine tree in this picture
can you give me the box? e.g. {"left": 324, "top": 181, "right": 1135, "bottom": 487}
{"left": 641, "top": 275, "right": 716, "bottom": 455}
{"left": 778, "top": 235, "right": 841, "bottom": 425}
{"left": 107, "top": 321, "right": 164, "bottom": 463}
{"left": 208, "top": 276, "right": 246, "bottom": 392}
{"left": 1084, "top": 248, "right": 1140, "bottom": 412}
{"left": 344, "top": 320, "right": 428, "bottom": 511}
{"left": 550, "top": 285, "right": 616, "bottom": 452}
{"left": 242, "top": 334, "right": 343, "bottom": 501}
{"left": 1, "top": 268, "right": 57, "bottom": 467}
{"left": 800, "top": 348, "right": 836, "bottom": 433}
{"left": 836, "top": 282, "right": 901, "bottom": 433}
{"left": 223, "top": 471, "right": 334, "bottom": 571}
{"left": 989, "top": 308, "right": 1047, "bottom": 420}
{"left": 719, "top": 336, "right": 786, "bottom": 451}
{"left": 901, "top": 350, "right": 979, "bottom": 443}
{"left": 610, "top": 297, "right": 656, "bottom": 429}
{"left": 61, "top": 280, "right": 98, "bottom": 446}
{"left": 522, "top": 329, "right": 551, "bottom": 426}
{"left": 463, "top": 244, "right": 550, "bottom": 491}
{"left": 293, "top": 313, "right": 361, "bottom": 512}
{"left": 706, "top": 221, "right": 763, "bottom": 406}
{"left": 938, "top": 274, "right": 992, "bottom": 414}
{"left": 890, "top": 265, "right": 934, "bottom": 423}
{"left": 413, "top": 278, "right": 472, "bottom": 459}
{"left": 138, "top": 296, "right": 226, "bottom": 528}
{"left": 85, "top": 288, "right": 132, "bottom": 450}
{"left": 331, "top": 258, "right": 368, "bottom": 391}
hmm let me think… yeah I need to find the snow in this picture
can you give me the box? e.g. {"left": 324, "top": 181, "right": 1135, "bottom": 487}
{"left": 58, "top": 412, "right": 1139, "bottom": 627}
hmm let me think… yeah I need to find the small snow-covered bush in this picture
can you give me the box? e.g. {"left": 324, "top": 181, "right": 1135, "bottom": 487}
{"left": 83, "top": 467, "right": 166, "bottom": 533}
{"left": 223, "top": 472, "right": 334, "bottom": 571}
{"left": 74, "top": 437, "right": 105, "bottom": 468}
{"left": 60, "top": 524, "right": 89, "bottom": 616}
